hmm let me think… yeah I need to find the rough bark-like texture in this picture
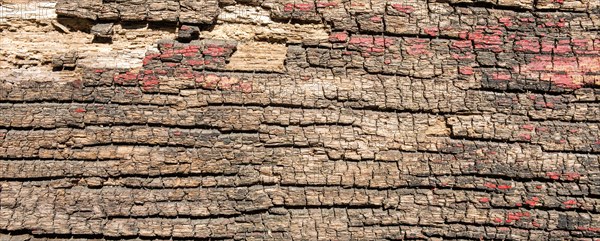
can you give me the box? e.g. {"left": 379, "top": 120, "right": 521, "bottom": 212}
{"left": 1, "top": 0, "right": 600, "bottom": 240}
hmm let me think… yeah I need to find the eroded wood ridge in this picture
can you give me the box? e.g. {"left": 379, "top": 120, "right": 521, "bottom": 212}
{"left": 1, "top": 0, "right": 600, "bottom": 240}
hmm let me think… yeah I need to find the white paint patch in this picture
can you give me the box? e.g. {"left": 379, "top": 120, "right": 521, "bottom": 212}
{"left": 218, "top": 5, "right": 273, "bottom": 25}
{"left": 0, "top": 1, "right": 57, "bottom": 22}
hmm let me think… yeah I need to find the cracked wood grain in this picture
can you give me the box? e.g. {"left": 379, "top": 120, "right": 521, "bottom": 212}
{"left": 1, "top": 0, "right": 600, "bottom": 240}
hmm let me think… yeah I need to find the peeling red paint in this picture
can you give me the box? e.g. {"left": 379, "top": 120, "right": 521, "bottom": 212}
{"left": 329, "top": 32, "right": 348, "bottom": 42}
{"left": 239, "top": 82, "right": 253, "bottom": 93}
{"left": 284, "top": 3, "right": 314, "bottom": 12}
{"left": 522, "top": 124, "right": 535, "bottom": 131}
{"left": 518, "top": 133, "right": 531, "bottom": 140}
{"left": 316, "top": 1, "right": 337, "bottom": 7}
{"left": 203, "top": 46, "right": 227, "bottom": 57}
{"left": 497, "top": 184, "right": 512, "bottom": 190}
{"left": 370, "top": 16, "right": 382, "bottom": 22}
{"left": 452, "top": 40, "right": 472, "bottom": 50}
{"left": 491, "top": 72, "right": 511, "bottom": 81}
{"left": 484, "top": 182, "right": 497, "bottom": 189}
{"left": 498, "top": 17, "right": 513, "bottom": 27}
{"left": 113, "top": 72, "right": 139, "bottom": 84}
{"left": 374, "top": 37, "right": 395, "bottom": 47}
{"left": 514, "top": 39, "right": 540, "bottom": 53}
{"left": 423, "top": 27, "right": 438, "bottom": 37}
{"left": 459, "top": 66, "right": 474, "bottom": 75}
{"left": 74, "top": 108, "right": 86, "bottom": 113}
{"left": 546, "top": 172, "right": 560, "bottom": 180}
{"left": 391, "top": 4, "right": 414, "bottom": 14}
{"left": 406, "top": 44, "right": 430, "bottom": 55}
{"left": 349, "top": 36, "right": 374, "bottom": 47}
{"left": 525, "top": 197, "right": 539, "bottom": 207}
{"left": 187, "top": 59, "right": 210, "bottom": 66}
{"left": 142, "top": 77, "right": 159, "bottom": 89}
{"left": 478, "top": 197, "right": 490, "bottom": 203}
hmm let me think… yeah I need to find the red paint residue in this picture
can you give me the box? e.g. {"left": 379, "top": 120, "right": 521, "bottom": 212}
{"left": 479, "top": 197, "right": 490, "bottom": 203}
{"left": 452, "top": 40, "right": 472, "bottom": 50}
{"left": 316, "top": 1, "right": 337, "bottom": 7}
{"left": 349, "top": 36, "right": 374, "bottom": 47}
{"left": 525, "top": 197, "right": 539, "bottom": 207}
{"left": 391, "top": 4, "right": 414, "bottom": 14}
{"left": 373, "top": 37, "right": 395, "bottom": 47}
{"left": 370, "top": 16, "right": 382, "bottom": 22}
{"left": 546, "top": 172, "right": 560, "bottom": 180}
{"left": 329, "top": 32, "right": 348, "bottom": 42}
{"left": 518, "top": 133, "right": 531, "bottom": 140}
{"left": 406, "top": 44, "right": 430, "bottom": 55}
{"left": 540, "top": 73, "right": 584, "bottom": 89}
{"left": 284, "top": 3, "right": 314, "bottom": 11}
{"left": 424, "top": 27, "right": 438, "bottom": 37}
{"left": 187, "top": 59, "right": 211, "bottom": 66}
{"left": 74, "top": 108, "right": 86, "bottom": 113}
{"left": 459, "top": 66, "right": 474, "bottom": 75}
{"left": 522, "top": 124, "right": 535, "bottom": 131}
{"left": 484, "top": 182, "right": 497, "bottom": 189}
{"left": 491, "top": 72, "right": 511, "bottom": 81}
{"left": 113, "top": 72, "right": 139, "bottom": 84}
{"left": 514, "top": 39, "right": 540, "bottom": 53}
{"left": 498, "top": 17, "right": 513, "bottom": 27}
{"left": 203, "top": 46, "right": 227, "bottom": 57}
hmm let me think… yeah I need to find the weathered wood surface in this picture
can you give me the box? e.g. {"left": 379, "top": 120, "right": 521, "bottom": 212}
{"left": 1, "top": 0, "right": 600, "bottom": 240}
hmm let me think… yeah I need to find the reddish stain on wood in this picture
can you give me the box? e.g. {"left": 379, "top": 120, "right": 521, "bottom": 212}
{"left": 546, "top": 172, "right": 560, "bottom": 180}
{"left": 329, "top": 32, "right": 348, "bottom": 42}
{"left": 391, "top": 4, "right": 414, "bottom": 14}
{"left": 522, "top": 124, "right": 535, "bottom": 131}
{"left": 459, "top": 66, "right": 474, "bottom": 75}
{"left": 518, "top": 133, "right": 531, "bottom": 140}
{"left": 203, "top": 46, "right": 227, "bottom": 57}
{"left": 424, "top": 27, "right": 438, "bottom": 37}
{"left": 316, "top": 1, "right": 337, "bottom": 7}
{"left": 498, "top": 17, "right": 513, "bottom": 27}
{"left": 525, "top": 197, "right": 539, "bottom": 207}
{"left": 284, "top": 3, "right": 314, "bottom": 12}
{"left": 370, "top": 16, "right": 382, "bottom": 22}
{"left": 491, "top": 72, "right": 512, "bottom": 81}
